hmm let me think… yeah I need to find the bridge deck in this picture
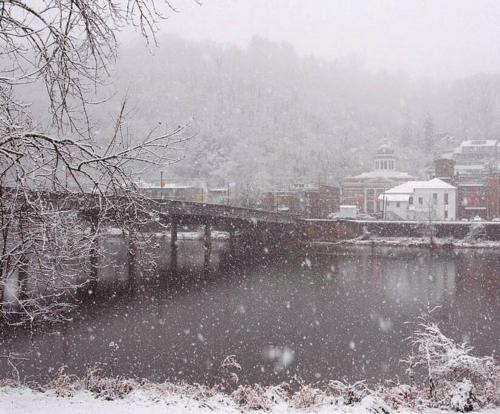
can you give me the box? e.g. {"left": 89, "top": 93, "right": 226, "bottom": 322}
{"left": 5, "top": 190, "right": 297, "bottom": 227}
{"left": 149, "top": 199, "right": 297, "bottom": 225}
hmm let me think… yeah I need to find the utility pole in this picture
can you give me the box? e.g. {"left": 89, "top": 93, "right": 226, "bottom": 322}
{"left": 383, "top": 193, "right": 386, "bottom": 220}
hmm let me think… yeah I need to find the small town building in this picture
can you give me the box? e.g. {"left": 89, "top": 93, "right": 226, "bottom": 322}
{"left": 138, "top": 183, "right": 205, "bottom": 202}
{"left": 263, "top": 190, "right": 302, "bottom": 214}
{"left": 341, "top": 141, "right": 416, "bottom": 215}
{"left": 446, "top": 140, "right": 500, "bottom": 219}
{"left": 207, "top": 187, "right": 230, "bottom": 205}
{"left": 137, "top": 181, "right": 234, "bottom": 205}
{"left": 379, "top": 178, "right": 457, "bottom": 221}
{"left": 263, "top": 183, "right": 340, "bottom": 218}
{"left": 434, "top": 141, "right": 500, "bottom": 220}
{"left": 452, "top": 139, "right": 499, "bottom": 167}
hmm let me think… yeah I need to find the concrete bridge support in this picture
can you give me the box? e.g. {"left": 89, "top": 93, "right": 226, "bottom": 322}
{"left": 228, "top": 227, "right": 236, "bottom": 259}
{"left": 203, "top": 223, "right": 212, "bottom": 272}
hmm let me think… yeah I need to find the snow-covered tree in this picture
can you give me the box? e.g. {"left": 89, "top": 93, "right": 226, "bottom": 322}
{"left": 0, "top": 0, "right": 191, "bottom": 324}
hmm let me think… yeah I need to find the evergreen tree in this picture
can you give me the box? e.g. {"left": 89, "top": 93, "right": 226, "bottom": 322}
{"left": 400, "top": 117, "right": 413, "bottom": 148}
{"left": 423, "top": 115, "right": 436, "bottom": 152}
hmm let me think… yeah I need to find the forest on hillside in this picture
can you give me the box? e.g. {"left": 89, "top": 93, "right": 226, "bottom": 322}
{"left": 24, "top": 34, "right": 500, "bottom": 194}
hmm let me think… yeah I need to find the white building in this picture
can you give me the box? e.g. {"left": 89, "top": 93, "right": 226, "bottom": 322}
{"left": 378, "top": 178, "right": 457, "bottom": 221}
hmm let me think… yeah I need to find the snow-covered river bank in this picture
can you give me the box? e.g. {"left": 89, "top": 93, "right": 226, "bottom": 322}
{"left": 2, "top": 386, "right": 499, "bottom": 414}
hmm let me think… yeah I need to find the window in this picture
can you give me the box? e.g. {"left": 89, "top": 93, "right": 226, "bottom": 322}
{"left": 409, "top": 196, "right": 413, "bottom": 205}
{"left": 418, "top": 197, "right": 423, "bottom": 205}
{"left": 433, "top": 193, "right": 438, "bottom": 205}
{"left": 396, "top": 202, "right": 400, "bottom": 208}
{"left": 444, "top": 193, "right": 449, "bottom": 205}
{"left": 444, "top": 210, "right": 448, "bottom": 219}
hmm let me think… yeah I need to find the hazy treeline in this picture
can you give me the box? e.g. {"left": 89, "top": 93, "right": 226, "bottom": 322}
{"left": 26, "top": 35, "right": 500, "bottom": 194}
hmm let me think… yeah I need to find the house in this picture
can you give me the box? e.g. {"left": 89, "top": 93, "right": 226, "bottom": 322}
{"left": 342, "top": 141, "right": 416, "bottom": 215}
{"left": 378, "top": 178, "right": 457, "bottom": 221}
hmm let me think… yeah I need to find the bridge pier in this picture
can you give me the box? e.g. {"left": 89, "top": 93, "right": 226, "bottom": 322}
{"left": 228, "top": 227, "right": 236, "bottom": 259}
{"left": 203, "top": 223, "right": 212, "bottom": 272}
{"left": 170, "top": 219, "right": 178, "bottom": 275}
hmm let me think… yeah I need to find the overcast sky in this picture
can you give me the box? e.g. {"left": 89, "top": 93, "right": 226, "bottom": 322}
{"left": 131, "top": 0, "right": 500, "bottom": 79}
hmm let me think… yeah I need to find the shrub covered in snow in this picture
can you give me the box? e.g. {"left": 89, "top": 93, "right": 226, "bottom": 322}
{"left": 404, "top": 323, "right": 499, "bottom": 411}
{"left": 292, "top": 383, "right": 326, "bottom": 409}
{"left": 328, "top": 380, "right": 370, "bottom": 405}
{"left": 232, "top": 385, "right": 270, "bottom": 410}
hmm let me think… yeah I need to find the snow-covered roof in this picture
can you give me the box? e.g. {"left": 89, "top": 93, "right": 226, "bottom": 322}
{"left": 436, "top": 153, "right": 454, "bottom": 160}
{"left": 376, "top": 143, "right": 395, "bottom": 155}
{"left": 455, "top": 164, "right": 485, "bottom": 171}
{"left": 380, "top": 178, "right": 455, "bottom": 196}
{"left": 380, "top": 194, "right": 410, "bottom": 202}
{"left": 162, "top": 184, "right": 197, "bottom": 189}
{"left": 350, "top": 170, "right": 415, "bottom": 180}
{"left": 137, "top": 181, "right": 203, "bottom": 189}
{"left": 460, "top": 139, "right": 497, "bottom": 147}
{"left": 458, "top": 182, "right": 484, "bottom": 187}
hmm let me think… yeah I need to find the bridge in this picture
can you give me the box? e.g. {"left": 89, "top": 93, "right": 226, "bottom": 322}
{"left": 138, "top": 199, "right": 301, "bottom": 274}
{"left": 2, "top": 189, "right": 305, "bottom": 298}
{"left": 45, "top": 194, "right": 301, "bottom": 279}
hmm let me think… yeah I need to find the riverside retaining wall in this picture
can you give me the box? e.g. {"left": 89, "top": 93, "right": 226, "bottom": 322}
{"left": 301, "top": 219, "right": 500, "bottom": 242}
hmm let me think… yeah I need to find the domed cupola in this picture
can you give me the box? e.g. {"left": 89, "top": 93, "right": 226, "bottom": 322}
{"left": 374, "top": 139, "right": 397, "bottom": 170}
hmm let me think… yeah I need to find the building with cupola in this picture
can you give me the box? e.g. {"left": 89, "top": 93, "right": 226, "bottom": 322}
{"left": 341, "top": 141, "right": 416, "bottom": 215}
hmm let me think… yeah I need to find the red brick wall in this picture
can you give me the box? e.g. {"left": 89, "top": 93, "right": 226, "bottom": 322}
{"left": 487, "top": 171, "right": 500, "bottom": 219}
{"left": 434, "top": 159, "right": 455, "bottom": 179}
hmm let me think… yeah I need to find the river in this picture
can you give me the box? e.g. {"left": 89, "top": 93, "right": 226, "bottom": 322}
{"left": 0, "top": 240, "right": 498, "bottom": 386}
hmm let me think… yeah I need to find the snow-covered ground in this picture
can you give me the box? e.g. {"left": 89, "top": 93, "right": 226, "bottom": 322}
{"left": 2, "top": 387, "right": 499, "bottom": 414}
{"left": 331, "top": 237, "right": 500, "bottom": 249}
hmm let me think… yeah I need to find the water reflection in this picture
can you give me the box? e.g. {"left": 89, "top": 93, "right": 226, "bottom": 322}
{"left": 0, "top": 244, "right": 498, "bottom": 386}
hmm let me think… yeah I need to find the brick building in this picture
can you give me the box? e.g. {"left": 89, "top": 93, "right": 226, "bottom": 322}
{"left": 433, "top": 150, "right": 500, "bottom": 220}
{"left": 487, "top": 171, "right": 500, "bottom": 219}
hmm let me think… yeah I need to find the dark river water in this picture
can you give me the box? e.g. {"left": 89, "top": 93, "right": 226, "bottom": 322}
{"left": 1, "top": 240, "right": 499, "bottom": 386}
